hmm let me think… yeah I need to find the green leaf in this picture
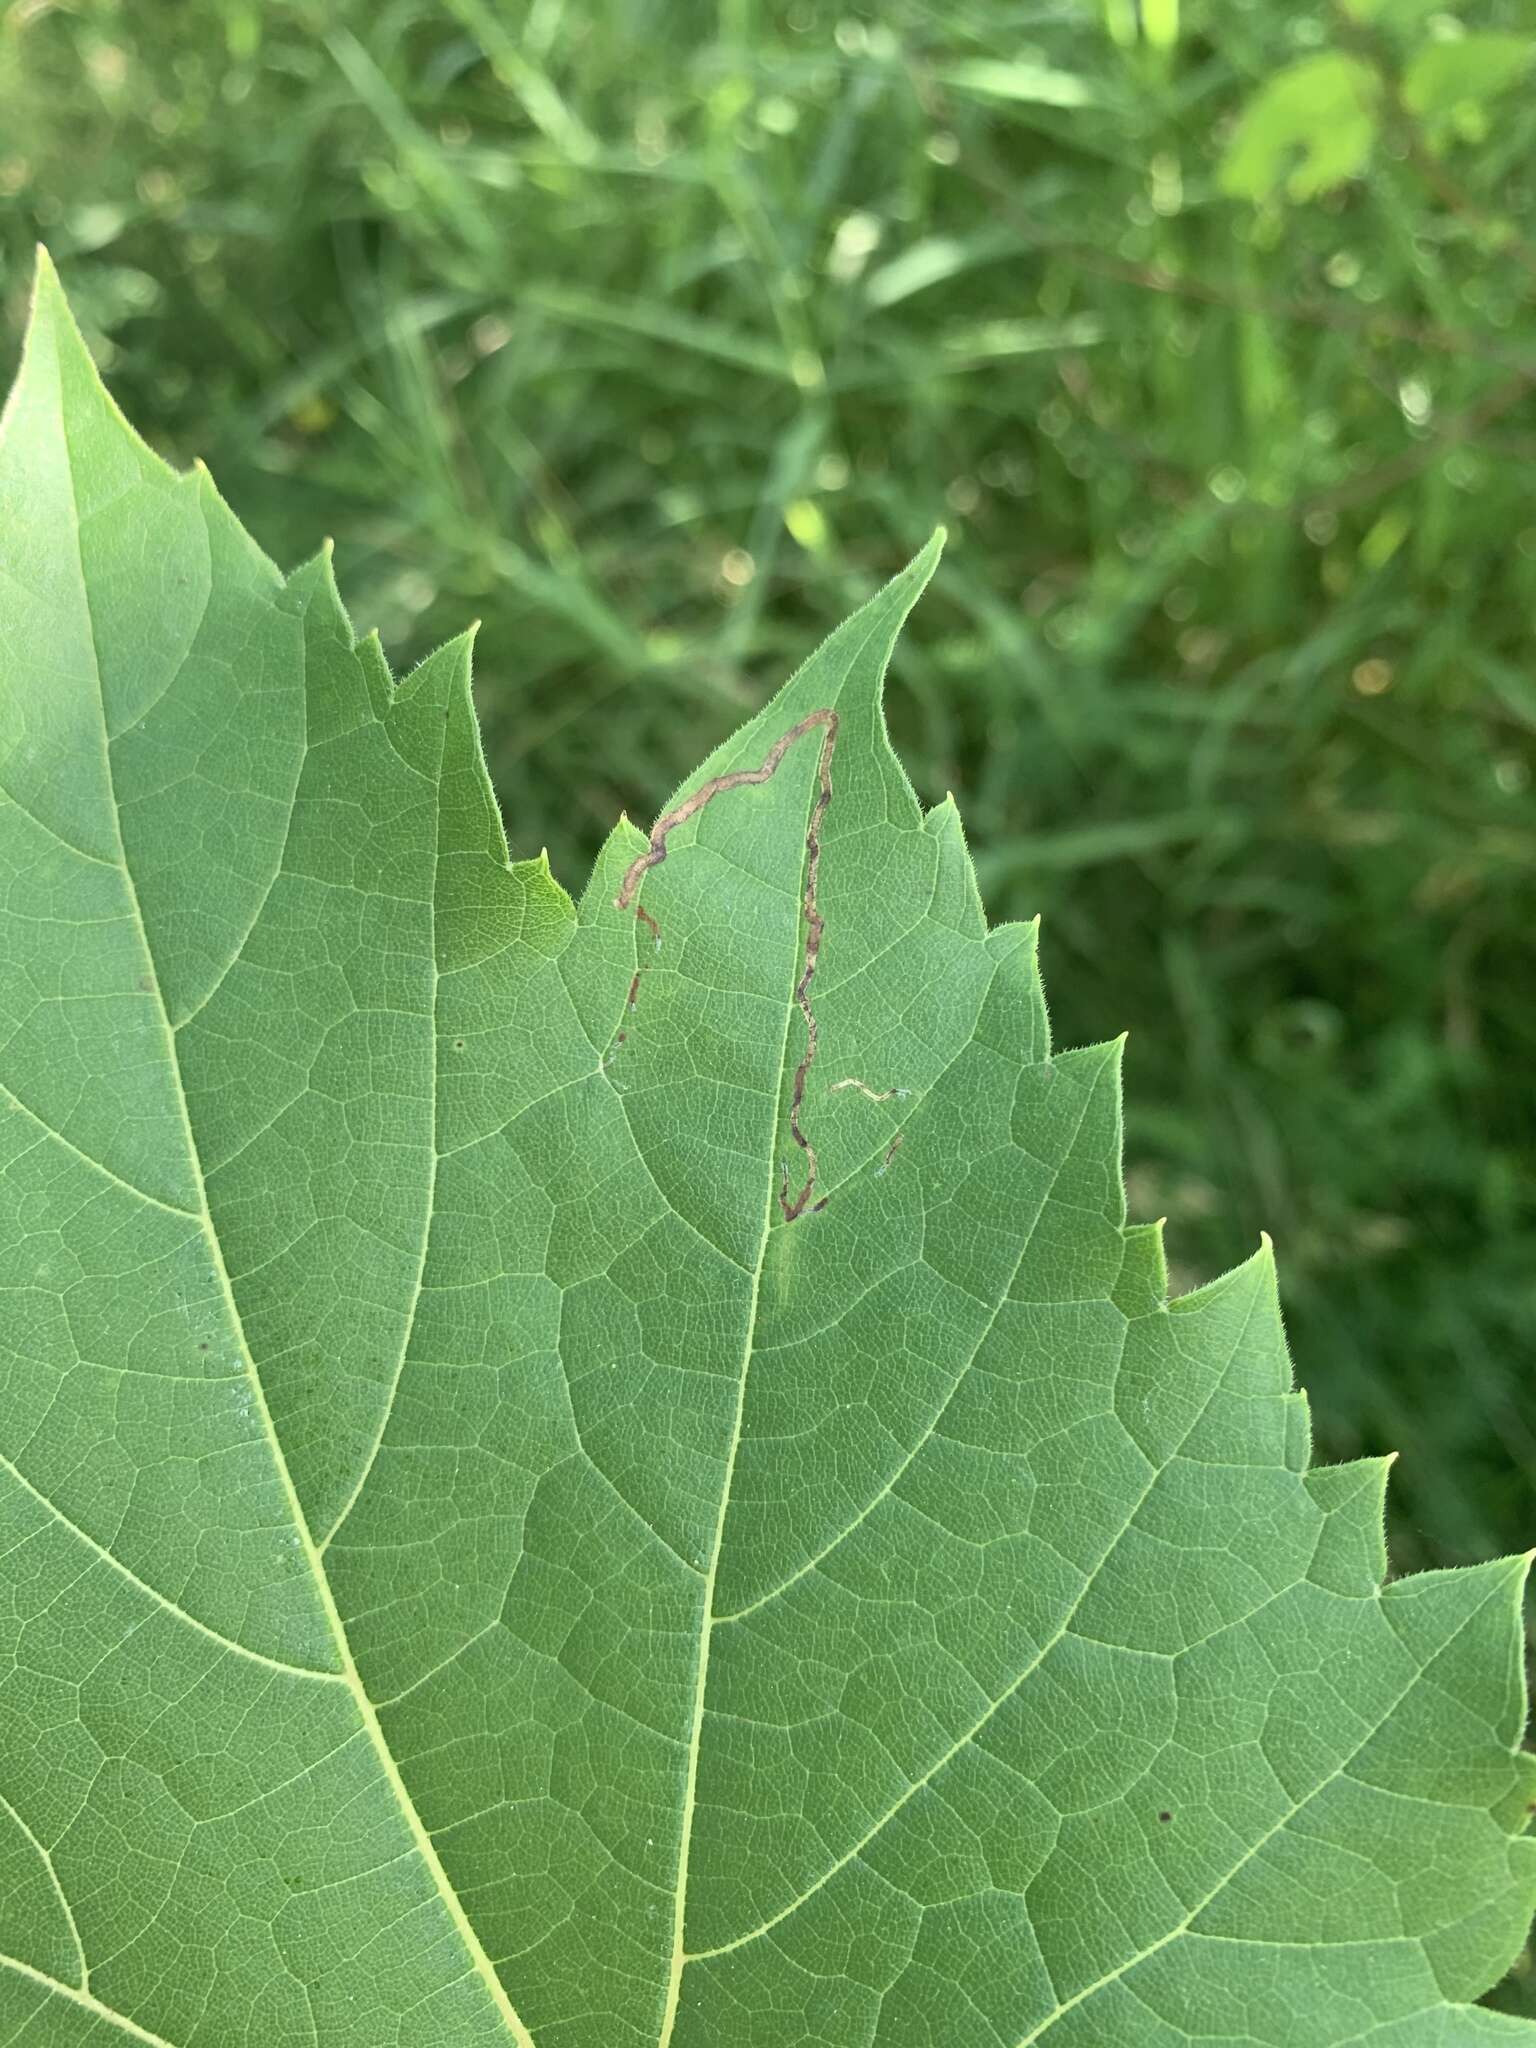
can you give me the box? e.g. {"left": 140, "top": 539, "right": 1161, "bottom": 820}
{"left": 938, "top": 58, "right": 1108, "bottom": 111}
{"left": 1, "top": 252, "right": 1532, "bottom": 2047}
{"left": 1220, "top": 55, "right": 1382, "bottom": 202}
{"left": 1402, "top": 34, "right": 1535, "bottom": 149}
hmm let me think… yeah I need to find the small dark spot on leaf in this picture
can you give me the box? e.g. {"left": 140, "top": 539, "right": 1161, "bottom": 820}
{"left": 452, "top": 1039, "right": 465, "bottom": 1051}
{"left": 1158, "top": 1810, "right": 1172, "bottom": 1823}
{"left": 198, "top": 1342, "right": 209, "bottom": 1353}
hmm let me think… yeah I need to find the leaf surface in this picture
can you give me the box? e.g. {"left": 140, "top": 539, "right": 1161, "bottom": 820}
{"left": 1, "top": 254, "right": 1533, "bottom": 2048}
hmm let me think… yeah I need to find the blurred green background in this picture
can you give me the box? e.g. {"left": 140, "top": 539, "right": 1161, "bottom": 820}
{"left": 4, "top": 0, "right": 1534, "bottom": 2003}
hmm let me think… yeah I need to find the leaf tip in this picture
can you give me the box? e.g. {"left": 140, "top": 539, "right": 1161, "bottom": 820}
{"left": 879, "top": 526, "right": 947, "bottom": 612}
{"left": 1253, "top": 1230, "right": 1284, "bottom": 1298}
{"left": 9, "top": 244, "right": 206, "bottom": 505}
{"left": 911, "top": 524, "right": 947, "bottom": 582}
{"left": 1482, "top": 1545, "right": 1536, "bottom": 1618}
{"left": 22, "top": 240, "right": 75, "bottom": 349}
{"left": 431, "top": 621, "right": 480, "bottom": 672}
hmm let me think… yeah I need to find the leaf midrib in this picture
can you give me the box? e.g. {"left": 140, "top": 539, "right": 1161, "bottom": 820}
{"left": 53, "top": 367, "right": 537, "bottom": 2048}
{"left": 655, "top": 609, "right": 891, "bottom": 2047}
{"left": 714, "top": 1015, "right": 1093, "bottom": 1629}
{"left": 685, "top": 1246, "right": 1257, "bottom": 1970}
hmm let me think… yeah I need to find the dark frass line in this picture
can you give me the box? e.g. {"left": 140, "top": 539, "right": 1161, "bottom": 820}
{"left": 614, "top": 709, "right": 839, "bottom": 1221}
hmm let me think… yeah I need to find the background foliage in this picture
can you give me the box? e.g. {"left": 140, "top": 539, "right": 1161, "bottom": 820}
{"left": 3, "top": 0, "right": 1533, "bottom": 2003}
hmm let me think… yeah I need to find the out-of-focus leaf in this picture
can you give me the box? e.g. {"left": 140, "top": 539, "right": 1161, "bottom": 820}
{"left": 1221, "top": 54, "right": 1381, "bottom": 202}
{"left": 940, "top": 57, "right": 1107, "bottom": 109}
{"left": 1403, "top": 35, "right": 1535, "bottom": 149}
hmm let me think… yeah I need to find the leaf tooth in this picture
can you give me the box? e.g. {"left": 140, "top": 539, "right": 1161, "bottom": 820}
{"left": 579, "top": 814, "right": 651, "bottom": 922}
{"left": 922, "top": 791, "right": 986, "bottom": 938}
{"left": 1169, "top": 1231, "right": 1279, "bottom": 1318}
{"left": 1305, "top": 1454, "right": 1394, "bottom": 1593}
{"left": 396, "top": 619, "right": 481, "bottom": 707}
{"left": 191, "top": 454, "right": 283, "bottom": 583}
{"left": 1112, "top": 1218, "right": 1169, "bottom": 1318}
